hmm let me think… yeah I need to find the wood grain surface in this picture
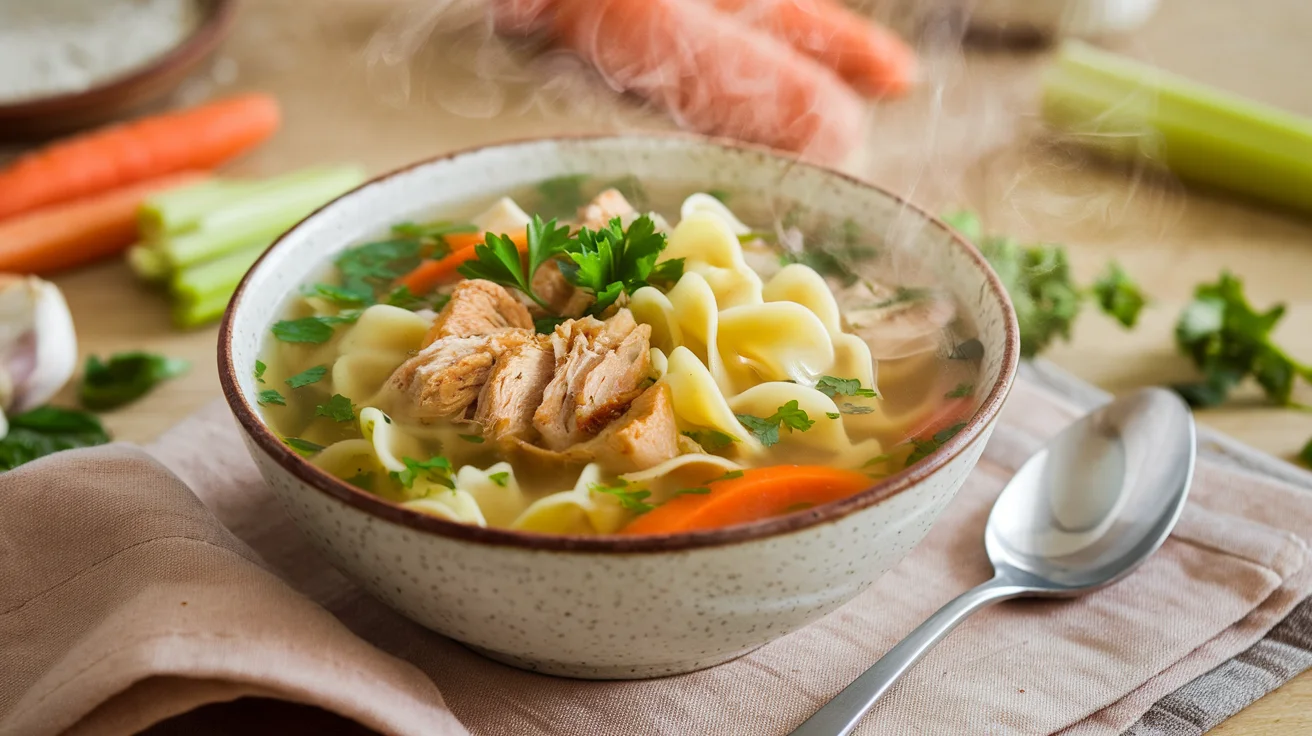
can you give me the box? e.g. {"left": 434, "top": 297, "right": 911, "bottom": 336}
{"left": 16, "top": 0, "right": 1311, "bottom": 732}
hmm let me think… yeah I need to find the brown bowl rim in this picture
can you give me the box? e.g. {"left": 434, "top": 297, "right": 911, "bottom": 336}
{"left": 217, "top": 133, "right": 1020, "bottom": 554}
{"left": 0, "top": 0, "right": 238, "bottom": 119}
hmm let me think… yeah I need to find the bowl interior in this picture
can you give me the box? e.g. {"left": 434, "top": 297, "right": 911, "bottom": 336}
{"left": 223, "top": 135, "right": 1018, "bottom": 549}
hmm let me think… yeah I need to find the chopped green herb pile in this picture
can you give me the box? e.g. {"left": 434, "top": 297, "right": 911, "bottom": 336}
{"left": 79, "top": 352, "right": 189, "bottom": 411}
{"left": 0, "top": 407, "right": 111, "bottom": 471}
{"left": 683, "top": 429, "right": 737, "bottom": 452}
{"left": 393, "top": 456, "right": 454, "bottom": 490}
{"left": 590, "top": 479, "right": 654, "bottom": 514}
{"left": 1093, "top": 262, "right": 1148, "bottom": 328}
{"left": 1174, "top": 271, "right": 1312, "bottom": 408}
{"left": 458, "top": 434, "right": 485, "bottom": 444}
{"left": 905, "top": 422, "right": 967, "bottom": 467}
{"left": 735, "top": 400, "right": 815, "bottom": 447}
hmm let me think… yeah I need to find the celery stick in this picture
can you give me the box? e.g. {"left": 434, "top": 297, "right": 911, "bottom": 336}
{"left": 127, "top": 244, "right": 172, "bottom": 282}
{"left": 139, "top": 180, "right": 260, "bottom": 238}
{"left": 171, "top": 241, "right": 269, "bottom": 303}
{"left": 162, "top": 166, "right": 366, "bottom": 268}
{"left": 173, "top": 289, "right": 234, "bottom": 329}
{"left": 1042, "top": 42, "right": 1312, "bottom": 215}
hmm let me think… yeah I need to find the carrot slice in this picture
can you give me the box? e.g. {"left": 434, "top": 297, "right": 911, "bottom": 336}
{"left": 0, "top": 172, "right": 207, "bottom": 275}
{"left": 546, "top": 0, "right": 864, "bottom": 164}
{"left": 397, "top": 231, "right": 530, "bottom": 296}
{"left": 0, "top": 93, "right": 280, "bottom": 221}
{"left": 621, "top": 465, "right": 872, "bottom": 535}
{"left": 710, "top": 0, "right": 917, "bottom": 97}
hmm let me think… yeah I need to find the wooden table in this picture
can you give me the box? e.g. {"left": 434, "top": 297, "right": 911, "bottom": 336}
{"left": 34, "top": 0, "right": 1312, "bottom": 732}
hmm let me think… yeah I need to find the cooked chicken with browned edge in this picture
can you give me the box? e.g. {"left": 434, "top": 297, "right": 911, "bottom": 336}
{"left": 385, "top": 278, "right": 678, "bottom": 473}
{"left": 578, "top": 188, "right": 636, "bottom": 231}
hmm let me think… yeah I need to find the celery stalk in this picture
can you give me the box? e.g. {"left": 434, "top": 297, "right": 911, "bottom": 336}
{"left": 173, "top": 289, "right": 235, "bottom": 329}
{"left": 1042, "top": 41, "right": 1312, "bottom": 215}
{"left": 139, "top": 180, "right": 262, "bottom": 238}
{"left": 162, "top": 166, "right": 365, "bottom": 268}
{"left": 127, "top": 244, "right": 172, "bottom": 282}
{"left": 171, "top": 241, "right": 269, "bottom": 304}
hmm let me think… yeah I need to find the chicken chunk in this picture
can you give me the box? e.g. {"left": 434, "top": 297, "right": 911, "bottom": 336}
{"left": 534, "top": 310, "right": 651, "bottom": 450}
{"left": 512, "top": 383, "right": 680, "bottom": 474}
{"left": 577, "top": 188, "right": 636, "bottom": 231}
{"left": 426, "top": 279, "right": 533, "bottom": 342}
{"left": 474, "top": 335, "right": 555, "bottom": 445}
{"left": 530, "top": 260, "right": 593, "bottom": 318}
{"left": 388, "top": 329, "right": 534, "bottom": 419}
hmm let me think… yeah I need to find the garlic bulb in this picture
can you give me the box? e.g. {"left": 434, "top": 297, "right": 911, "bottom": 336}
{"left": 0, "top": 276, "right": 78, "bottom": 438}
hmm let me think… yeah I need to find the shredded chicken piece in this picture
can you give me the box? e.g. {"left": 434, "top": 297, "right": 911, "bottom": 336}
{"left": 474, "top": 335, "right": 555, "bottom": 446}
{"left": 389, "top": 330, "right": 533, "bottom": 419}
{"left": 577, "top": 188, "right": 636, "bottom": 231}
{"left": 530, "top": 260, "right": 593, "bottom": 318}
{"left": 426, "top": 279, "right": 533, "bottom": 342}
{"left": 513, "top": 382, "right": 680, "bottom": 474}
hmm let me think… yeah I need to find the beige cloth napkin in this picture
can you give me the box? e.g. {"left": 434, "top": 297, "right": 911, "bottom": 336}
{"left": 3, "top": 378, "right": 1312, "bottom": 736}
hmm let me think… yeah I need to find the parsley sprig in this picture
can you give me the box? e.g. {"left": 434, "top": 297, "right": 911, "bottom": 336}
{"left": 393, "top": 456, "right": 455, "bottom": 490}
{"left": 816, "top": 375, "right": 878, "bottom": 400}
{"left": 457, "top": 215, "right": 573, "bottom": 310}
{"left": 905, "top": 423, "right": 967, "bottom": 467}
{"left": 590, "top": 479, "right": 655, "bottom": 514}
{"left": 735, "top": 401, "right": 815, "bottom": 447}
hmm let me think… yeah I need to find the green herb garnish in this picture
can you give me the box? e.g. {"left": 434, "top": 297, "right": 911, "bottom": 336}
{"left": 347, "top": 471, "right": 374, "bottom": 491}
{"left": 561, "top": 214, "right": 670, "bottom": 315}
{"left": 840, "top": 403, "right": 874, "bottom": 415}
{"left": 488, "top": 471, "right": 510, "bottom": 487}
{"left": 302, "top": 282, "right": 369, "bottom": 307}
{"left": 457, "top": 215, "right": 573, "bottom": 310}
{"left": 334, "top": 238, "right": 424, "bottom": 301}
{"left": 383, "top": 285, "right": 429, "bottom": 311}
{"left": 735, "top": 400, "right": 815, "bottom": 447}
{"left": 871, "top": 286, "right": 933, "bottom": 309}
{"left": 826, "top": 411, "right": 841, "bottom": 419}
{"left": 707, "top": 189, "right": 731, "bottom": 203}
{"left": 254, "top": 360, "right": 266, "bottom": 383}
{"left": 1174, "top": 271, "right": 1312, "bottom": 408}
{"left": 779, "top": 217, "right": 876, "bottom": 286}
{"left": 0, "top": 407, "right": 110, "bottom": 471}
{"left": 284, "top": 437, "right": 325, "bottom": 456}
{"left": 1298, "top": 439, "right": 1312, "bottom": 468}
{"left": 905, "top": 423, "right": 967, "bottom": 467}
{"left": 683, "top": 429, "right": 738, "bottom": 452}
{"left": 390, "top": 220, "right": 478, "bottom": 240}
{"left": 78, "top": 352, "right": 189, "bottom": 410}
{"left": 590, "top": 479, "right": 654, "bottom": 513}
{"left": 1093, "top": 262, "right": 1148, "bottom": 328}
{"left": 862, "top": 453, "right": 893, "bottom": 468}
{"left": 458, "top": 434, "right": 485, "bottom": 444}
{"left": 271, "top": 311, "right": 361, "bottom": 344}
{"left": 285, "top": 365, "right": 327, "bottom": 389}
{"left": 535, "top": 316, "right": 568, "bottom": 335}
{"left": 673, "top": 487, "right": 712, "bottom": 497}
{"left": 315, "top": 394, "right": 355, "bottom": 422}
{"left": 816, "top": 375, "right": 878, "bottom": 400}
{"left": 946, "top": 383, "right": 974, "bottom": 399}
{"left": 711, "top": 469, "right": 745, "bottom": 482}
{"left": 392, "top": 455, "right": 454, "bottom": 490}
{"left": 536, "top": 174, "right": 588, "bottom": 218}
{"left": 257, "top": 389, "right": 285, "bottom": 406}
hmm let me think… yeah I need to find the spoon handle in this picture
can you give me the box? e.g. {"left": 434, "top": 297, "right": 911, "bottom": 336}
{"left": 788, "top": 576, "right": 1030, "bottom": 736}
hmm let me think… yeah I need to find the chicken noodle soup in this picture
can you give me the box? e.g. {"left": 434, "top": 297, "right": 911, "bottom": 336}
{"left": 257, "top": 182, "right": 982, "bottom": 536}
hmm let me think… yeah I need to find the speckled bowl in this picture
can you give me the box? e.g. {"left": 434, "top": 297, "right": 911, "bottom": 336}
{"left": 218, "top": 135, "right": 1019, "bottom": 679}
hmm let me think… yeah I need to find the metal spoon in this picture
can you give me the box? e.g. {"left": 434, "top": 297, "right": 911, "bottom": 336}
{"left": 789, "top": 387, "right": 1196, "bottom": 736}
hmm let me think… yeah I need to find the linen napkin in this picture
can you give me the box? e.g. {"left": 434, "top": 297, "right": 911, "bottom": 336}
{"left": 3, "top": 374, "right": 1312, "bottom": 736}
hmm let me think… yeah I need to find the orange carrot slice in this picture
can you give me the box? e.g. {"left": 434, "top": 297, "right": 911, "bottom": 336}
{"left": 621, "top": 465, "right": 872, "bottom": 535}
{"left": 0, "top": 93, "right": 280, "bottom": 221}
{"left": 0, "top": 172, "right": 207, "bottom": 275}
{"left": 711, "top": 0, "right": 917, "bottom": 97}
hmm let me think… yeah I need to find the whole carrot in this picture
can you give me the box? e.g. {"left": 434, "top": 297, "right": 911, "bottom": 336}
{"left": 0, "top": 93, "right": 281, "bottom": 221}
{"left": 546, "top": 0, "right": 865, "bottom": 164}
{"left": 0, "top": 172, "right": 207, "bottom": 275}
{"left": 710, "top": 0, "right": 917, "bottom": 97}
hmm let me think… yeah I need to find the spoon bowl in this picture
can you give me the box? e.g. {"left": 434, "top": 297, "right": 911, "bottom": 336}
{"left": 791, "top": 387, "right": 1197, "bottom": 736}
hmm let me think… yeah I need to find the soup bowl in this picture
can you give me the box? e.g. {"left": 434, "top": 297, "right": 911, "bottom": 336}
{"left": 219, "top": 135, "right": 1019, "bottom": 679}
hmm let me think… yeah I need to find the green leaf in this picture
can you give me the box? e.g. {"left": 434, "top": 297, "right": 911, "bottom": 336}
{"left": 315, "top": 394, "right": 355, "bottom": 422}
{"left": 257, "top": 389, "right": 286, "bottom": 406}
{"left": 1298, "top": 438, "right": 1312, "bottom": 468}
{"left": 302, "top": 282, "right": 369, "bottom": 307}
{"left": 254, "top": 360, "right": 266, "bottom": 383}
{"left": 815, "top": 375, "right": 878, "bottom": 399}
{"left": 383, "top": 285, "right": 429, "bottom": 310}
{"left": 347, "top": 471, "right": 374, "bottom": 491}
{"left": 826, "top": 411, "right": 841, "bottom": 419}
{"left": 904, "top": 422, "right": 967, "bottom": 467}
{"left": 647, "top": 258, "right": 685, "bottom": 288}
{"left": 712, "top": 469, "right": 745, "bottom": 482}
{"left": 534, "top": 316, "right": 568, "bottom": 335}
{"left": 869, "top": 286, "right": 933, "bottom": 310}
{"left": 1093, "top": 261, "right": 1148, "bottom": 328}
{"left": 285, "top": 365, "right": 327, "bottom": 389}
{"left": 488, "top": 471, "right": 510, "bottom": 487}
{"left": 272, "top": 316, "right": 336, "bottom": 344}
{"left": 735, "top": 414, "right": 780, "bottom": 446}
{"left": 536, "top": 174, "right": 588, "bottom": 218}
{"left": 735, "top": 400, "right": 814, "bottom": 447}
{"left": 78, "top": 352, "right": 190, "bottom": 411}
{"left": 589, "top": 479, "right": 654, "bottom": 513}
{"left": 673, "top": 487, "right": 712, "bottom": 497}
{"left": 861, "top": 453, "right": 892, "bottom": 468}
{"left": 706, "top": 189, "right": 731, "bottom": 203}
{"left": 391, "top": 220, "right": 477, "bottom": 240}
{"left": 682, "top": 429, "right": 737, "bottom": 452}
{"left": 839, "top": 403, "right": 874, "bottom": 415}
{"left": 946, "top": 383, "right": 975, "bottom": 399}
{"left": 525, "top": 215, "right": 574, "bottom": 282}
{"left": 562, "top": 214, "right": 670, "bottom": 315}
{"left": 940, "top": 210, "right": 984, "bottom": 242}
{"left": 333, "top": 238, "right": 424, "bottom": 299}
{"left": 458, "top": 433, "right": 485, "bottom": 444}
{"left": 285, "top": 437, "right": 325, "bottom": 456}
{"left": 0, "top": 406, "right": 111, "bottom": 471}
{"left": 392, "top": 455, "right": 454, "bottom": 490}
{"left": 457, "top": 232, "right": 531, "bottom": 293}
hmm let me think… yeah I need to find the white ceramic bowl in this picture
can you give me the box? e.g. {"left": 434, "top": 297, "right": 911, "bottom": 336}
{"left": 219, "top": 135, "right": 1019, "bottom": 679}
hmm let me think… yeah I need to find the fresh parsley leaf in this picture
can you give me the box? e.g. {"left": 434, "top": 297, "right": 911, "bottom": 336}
{"left": 826, "top": 411, "right": 841, "bottom": 419}
{"left": 1299, "top": 438, "right": 1312, "bottom": 468}
{"left": 712, "top": 469, "right": 745, "bottom": 482}
{"left": 392, "top": 456, "right": 454, "bottom": 490}
{"left": 941, "top": 210, "right": 984, "bottom": 242}
{"left": 458, "top": 216, "right": 571, "bottom": 310}
{"left": 647, "top": 258, "right": 685, "bottom": 288}
{"left": 272, "top": 317, "right": 335, "bottom": 344}
{"left": 78, "top": 352, "right": 189, "bottom": 410}
{"left": 683, "top": 429, "right": 737, "bottom": 452}
{"left": 562, "top": 214, "right": 670, "bottom": 315}
{"left": 590, "top": 479, "right": 654, "bottom": 514}
{"left": 391, "top": 220, "right": 478, "bottom": 240}
{"left": 347, "top": 472, "right": 374, "bottom": 491}
{"left": 488, "top": 471, "right": 510, "bottom": 487}
{"left": 254, "top": 360, "right": 266, "bottom": 383}
{"left": 1173, "top": 271, "right": 1312, "bottom": 408}
{"left": 980, "top": 234, "right": 1082, "bottom": 358}
{"left": 285, "top": 365, "right": 327, "bottom": 389}
{"left": 302, "top": 282, "right": 369, "bottom": 306}
{"left": 707, "top": 189, "right": 731, "bottom": 203}
{"left": 458, "top": 433, "right": 485, "bottom": 444}
{"left": 946, "top": 383, "right": 974, "bottom": 399}
{"left": 905, "top": 422, "right": 967, "bottom": 467}
{"left": 535, "top": 316, "right": 568, "bottom": 335}
{"left": 862, "top": 453, "right": 893, "bottom": 468}
{"left": 334, "top": 238, "right": 424, "bottom": 300}
{"left": 257, "top": 389, "right": 286, "bottom": 406}
{"left": 383, "top": 285, "right": 428, "bottom": 310}
{"left": 315, "top": 394, "right": 355, "bottom": 422}
{"left": 284, "top": 437, "right": 324, "bottom": 456}
{"left": 536, "top": 174, "right": 588, "bottom": 218}
{"left": 673, "top": 487, "right": 712, "bottom": 497}
{"left": 0, "top": 407, "right": 111, "bottom": 471}
{"left": 735, "top": 400, "right": 814, "bottom": 447}
{"left": 1094, "top": 261, "right": 1148, "bottom": 328}
{"left": 816, "top": 375, "right": 878, "bottom": 399}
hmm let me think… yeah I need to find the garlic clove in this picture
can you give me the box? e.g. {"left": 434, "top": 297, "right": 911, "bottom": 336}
{"left": 0, "top": 275, "right": 79, "bottom": 415}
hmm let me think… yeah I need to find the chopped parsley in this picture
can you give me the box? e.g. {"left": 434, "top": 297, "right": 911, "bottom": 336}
{"left": 79, "top": 352, "right": 190, "bottom": 410}
{"left": 535, "top": 316, "right": 569, "bottom": 335}
{"left": 284, "top": 365, "right": 327, "bottom": 389}
{"left": 735, "top": 400, "right": 815, "bottom": 447}
{"left": 333, "top": 238, "right": 424, "bottom": 301}
{"left": 946, "top": 383, "right": 975, "bottom": 399}
{"left": 682, "top": 429, "right": 738, "bottom": 452}
{"left": 284, "top": 437, "right": 324, "bottom": 456}
{"left": 590, "top": 479, "right": 654, "bottom": 514}
{"left": 0, "top": 406, "right": 110, "bottom": 471}
{"left": 271, "top": 311, "right": 360, "bottom": 344}
{"left": 302, "top": 282, "right": 368, "bottom": 306}
{"left": 383, "top": 285, "right": 429, "bottom": 310}
{"left": 390, "top": 220, "right": 478, "bottom": 240}
{"left": 862, "top": 453, "right": 893, "bottom": 468}
{"left": 315, "top": 394, "right": 355, "bottom": 422}
{"left": 816, "top": 375, "right": 878, "bottom": 399}
{"left": 905, "top": 423, "right": 967, "bottom": 467}
{"left": 488, "top": 471, "right": 510, "bottom": 487}
{"left": 392, "top": 456, "right": 454, "bottom": 490}
{"left": 457, "top": 216, "right": 572, "bottom": 310}
{"left": 711, "top": 469, "right": 745, "bottom": 482}
{"left": 254, "top": 360, "right": 267, "bottom": 383}
{"left": 257, "top": 389, "right": 286, "bottom": 406}
{"left": 458, "top": 434, "right": 485, "bottom": 444}
{"left": 673, "top": 487, "right": 712, "bottom": 497}
{"left": 871, "top": 286, "right": 933, "bottom": 309}
{"left": 347, "top": 472, "right": 374, "bottom": 491}
{"left": 561, "top": 214, "right": 673, "bottom": 315}
{"left": 826, "top": 411, "right": 841, "bottom": 419}
{"left": 536, "top": 174, "right": 588, "bottom": 218}
{"left": 1094, "top": 261, "right": 1148, "bottom": 328}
